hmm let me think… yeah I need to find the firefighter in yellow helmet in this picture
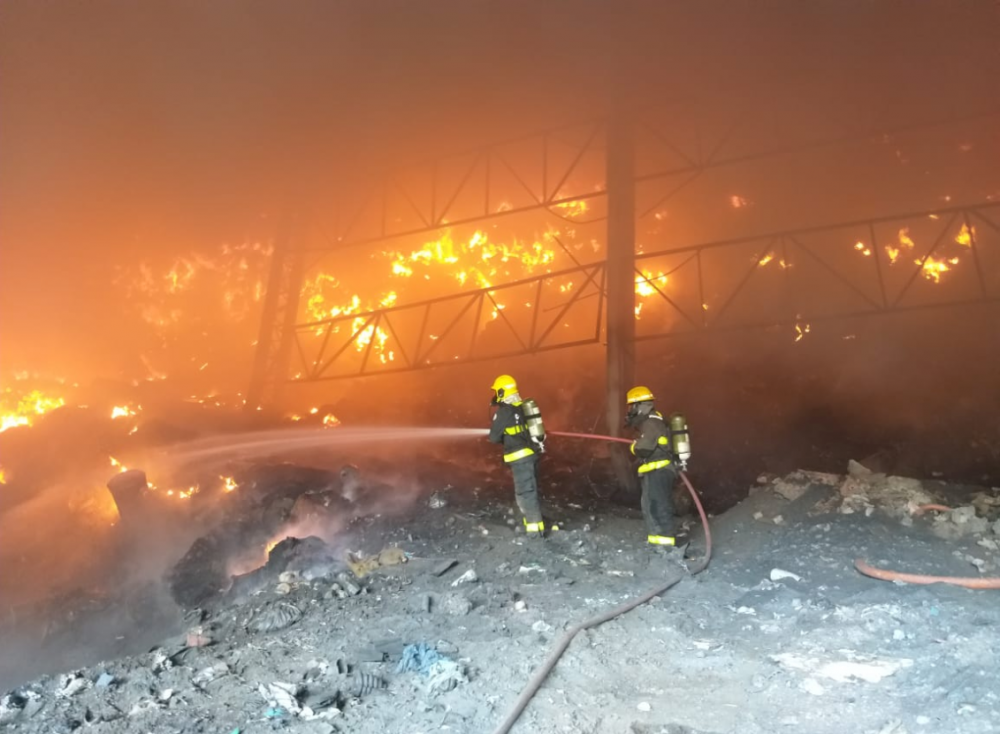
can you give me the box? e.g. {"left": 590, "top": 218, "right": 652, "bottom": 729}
{"left": 488, "top": 374, "right": 546, "bottom": 537}
{"left": 625, "top": 386, "right": 681, "bottom": 548}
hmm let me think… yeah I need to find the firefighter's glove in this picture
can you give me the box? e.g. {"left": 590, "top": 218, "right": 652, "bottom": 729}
{"left": 533, "top": 437, "right": 546, "bottom": 454}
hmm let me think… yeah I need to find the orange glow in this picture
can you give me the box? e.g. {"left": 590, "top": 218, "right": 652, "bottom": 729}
{"left": 955, "top": 223, "right": 975, "bottom": 247}
{"left": 0, "top": 465, "right": 6, "bottom": 484}
{"left": 757, "top": 253, "right": 774, "bottom": 267}
{"left": 854, "top": 241, "right": 872, "bottom": 257}
{"left": 1, "top": 389, "right": 66, "bottom": 433}
{"left": 323, "top": 413, "right": 341, "bottom": 428}
{"left": 221, "top": 476, "right": 239, "bottom": 493}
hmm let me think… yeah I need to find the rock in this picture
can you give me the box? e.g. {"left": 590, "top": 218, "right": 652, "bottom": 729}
{"left": 95, "top": 672, "right": 116, "bottom": 688}
{"left": 514, "top": 600, "right": 528, "bottom": 612}
{"left": 992, "top": 518, "right": 1000, "bottom": 536}
{"left": 637, "top": 701, "right": 652, "bottom": 712}
{"left": 441, "top": 593, "right": 472, "bottom": 616}
{"left": 531, "top": 620, "right": 554, "bottom": 634}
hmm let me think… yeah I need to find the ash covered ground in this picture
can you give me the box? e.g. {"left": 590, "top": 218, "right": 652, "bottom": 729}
{"left": 3, "top": 439, "right": 1000, "bottom": 734}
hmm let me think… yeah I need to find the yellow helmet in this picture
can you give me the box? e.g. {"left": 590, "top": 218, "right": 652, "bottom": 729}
{"left": 626, "top": 385, "right": 655, "bottom": 404}
{"left": 491, "top": 374, "right": 518, "bottom": 398}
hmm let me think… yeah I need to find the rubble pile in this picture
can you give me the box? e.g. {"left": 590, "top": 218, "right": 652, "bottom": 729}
{"left": 5, "top": 461, "right": 1000, "bottom": 733}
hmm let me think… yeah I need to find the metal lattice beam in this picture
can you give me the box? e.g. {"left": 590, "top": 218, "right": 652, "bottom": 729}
{"left": 306, "top": 107, "right": 1000, "bottom": 251}
{"left": 287, "top": 201, "right": 1000, "bottom": 381}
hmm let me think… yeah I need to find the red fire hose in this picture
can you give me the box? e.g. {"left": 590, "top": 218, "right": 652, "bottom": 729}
{"left": 490, "top": 431, "right": 712, "bottom": 734}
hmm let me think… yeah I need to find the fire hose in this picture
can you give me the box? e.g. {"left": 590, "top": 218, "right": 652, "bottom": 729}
{"left": 490, "top": 431, "right": 712, "bottom": 734}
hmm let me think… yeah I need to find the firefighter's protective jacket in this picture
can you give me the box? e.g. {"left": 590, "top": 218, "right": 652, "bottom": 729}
{"left": 489, "top": 401, "right": 536, "bottom": 464}
{"left": 630, "top": 410, "right": 673, "bottom": 473}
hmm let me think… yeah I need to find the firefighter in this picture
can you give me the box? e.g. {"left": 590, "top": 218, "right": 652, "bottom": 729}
{"left": 488, "top": 374, "right": 545, "bottom": 537}
{"left": 625, "top": 385, "right": 682, "bottom": 549}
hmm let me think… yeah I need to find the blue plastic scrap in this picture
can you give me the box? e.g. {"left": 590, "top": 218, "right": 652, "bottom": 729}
{"left": 396, "top": 643, "right": 446, "bottom": 676}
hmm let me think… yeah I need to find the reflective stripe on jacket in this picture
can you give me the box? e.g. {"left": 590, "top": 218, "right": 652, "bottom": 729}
{"left": 489, "top": 401, "right": 536, "bottom": 463}
{"left": 630, "top": 410, "right": 673, "bottom": 474}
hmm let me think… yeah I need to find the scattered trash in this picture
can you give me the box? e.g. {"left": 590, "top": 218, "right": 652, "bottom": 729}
{"left": 55, "top": 672, "right": 90, "bottom": 698}
{"left": 432, "top": 559, "right": 458, "bottom": 577}
{"left": 770, "top": 568, "right": 803, "bottom": 582}
{"left": 397, "top": 643, "right": 445, "bottom": 675}
{"left": 193, "top": 661, "right": 230, "bottom": 686}
{"left": 186, "top": 625, "right": 214, "bottom": 647}
{"left": 347, "top": 546, "right": 409, "bottom": 578}
{"left": 247, "top": 601, "right": 303, "bottom": 633}
{"left": 771, "top": 652, "right": 913, "bottom": 683}
{"left": 347, "top": 672, "right": 385, "bottom": 698}
{"left": 426, "top": 660, "right": 467, "bottom": 696}
{"left": 451, "top": 569, "right": 478, "bottom": 587}
{"left": 258, "top": 682, "right": 303, "bottom": 717}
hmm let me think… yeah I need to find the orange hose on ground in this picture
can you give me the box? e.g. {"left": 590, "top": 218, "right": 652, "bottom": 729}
{"left": 855, "top": 558, "right": 1000, "bottom": 589}
{"left": 911, "top": 503, "right": 953, "bottom": 515}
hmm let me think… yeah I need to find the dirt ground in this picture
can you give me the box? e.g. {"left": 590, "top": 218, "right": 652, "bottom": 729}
{"left": 3, "top": 461, "right": 1000, "bottom": 734}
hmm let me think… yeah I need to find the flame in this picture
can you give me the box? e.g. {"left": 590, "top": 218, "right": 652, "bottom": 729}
{"left": 221, "top": 476, "right": 239, "bottom": 493}
{"left": 917, "top": 256, "right": 953, "bottom": 283}
{"left": 885, "top": 245, "right": 901, "bottom": 264}
{"left": 109, "top": 456, "right": 128, "bottom": 473}
{"left": 0, "top": 465, "right": 6, "bottom": 484}
{"left": 757, "top": 253, "right": 774, "bottom": 267}
{"left": 635, "top": 270, "right": 668, "bottom": 297}
{"left": 551, "top": 200, "right": 589, "bottom": 218}
{"left": 323, "top": 413, "right": 341, "bottom": 428}
{"left": 794, "top": 322, "right": 811, "bottom": 342}
{"left": 730, "top": 195, "right": 749, "bottom": 209}
{"left": 0, "top": 389, "right": 66, "bottom": 433}
{"left": 854, "top": 241, "right": 872, "bottom": 257}
{"left": 302, "top": 229, "right": 557, "bottom": 365}
{"left": 955, "top": 223, "right": 975, "bottom": 247}
{"left": 110, "top": 405, "right": 139, "bottom": 419}
{"left": 265, "top": 538, "right": 280, "bottom": 555}
{"left": 897, "top": 228, "right": 915, "bottom": 250}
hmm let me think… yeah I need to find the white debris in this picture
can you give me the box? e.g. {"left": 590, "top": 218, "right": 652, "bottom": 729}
{"left": 258, "top": 681, "right": 303, "bottom": 716}
{"left": 771, "top": 652, "right": 913, "bottom": 683}
{"left": 637, "top": 701, "right": 652, "bottom": 712}
{"left": 514, "top": 600, "right": 528, "bottom": 612}
{"left": 770, "top": 568, "right": 803, "bottom": 582}
{"left": 428, "top": 492, "right": 448, "bottom": 509}
{"left": 531, "top": 620, "right": 554, "bottom": 634}
{"left": 193, "top": 661, "right": 230, "bottom": 686}
{"left": 451, "top": 569, "right": 479, "bottom": 587}
{"left": 55, "top": 672, "right": 90, "bottom": 698}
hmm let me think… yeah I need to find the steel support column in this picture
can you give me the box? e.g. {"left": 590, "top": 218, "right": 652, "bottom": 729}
{"left": 605, "top": 105, "right": 638, "bottom": 492}
{"left": 246, "top": 215, "right": 304, "bottom": 411}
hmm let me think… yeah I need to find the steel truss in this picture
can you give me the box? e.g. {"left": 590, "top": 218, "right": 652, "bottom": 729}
{"left": 309, "top": 106, "right": 1000, "bottom": 251}
{"left": 288, "top": 202, "right": 1000, "bottom": 382}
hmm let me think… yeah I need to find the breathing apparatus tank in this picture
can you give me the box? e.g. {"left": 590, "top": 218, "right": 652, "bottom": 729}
{"left": 669, "top": 412, "right": 691, "bottom": 469}
{"left": 522, "top": 398, "right": 546, "bottom": 445}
